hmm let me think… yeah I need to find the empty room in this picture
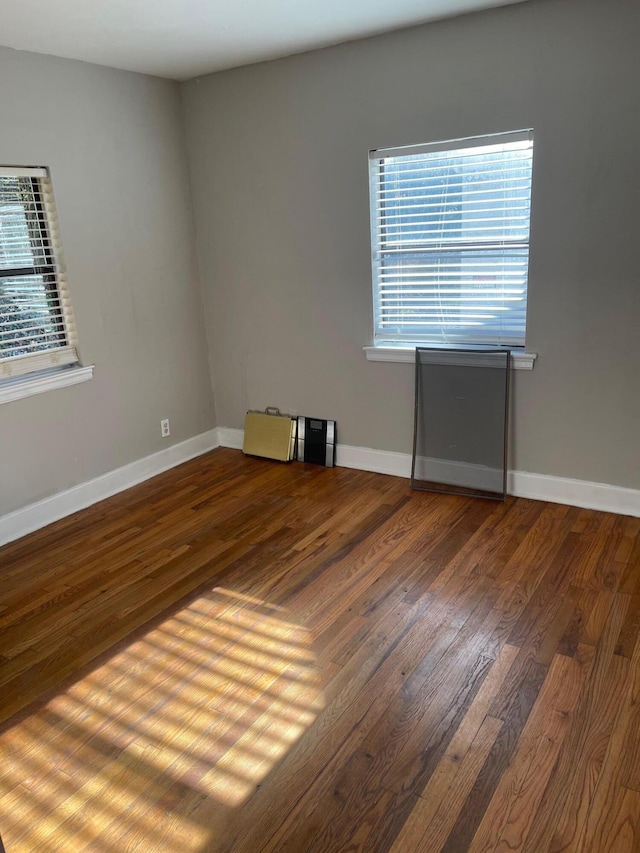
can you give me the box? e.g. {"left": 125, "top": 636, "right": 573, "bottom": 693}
{"left": 0, "top": 0, "right": 639, "bottom": 850}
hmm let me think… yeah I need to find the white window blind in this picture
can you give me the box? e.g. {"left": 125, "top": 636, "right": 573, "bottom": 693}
{"left": 369, "top": 130, "right": 534, "bottom": 348}
{"left": 0, "top": 166, "right": 78, "bottom": 379}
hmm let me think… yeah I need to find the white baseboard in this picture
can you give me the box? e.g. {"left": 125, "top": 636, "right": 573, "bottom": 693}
{"left": 0, "top": 428, "right": 221, "bottom": 546}
{"left": 336, "top": 442, "right": 412, "bottom": 477}
{"left": 509, "top": 470, "right": 640, "bottom": 518}
{"left": 2, "top": 426, "right": 639, "bottom": 547}
{"left": 216, "top": 426, "right": 244, "bottom": 450}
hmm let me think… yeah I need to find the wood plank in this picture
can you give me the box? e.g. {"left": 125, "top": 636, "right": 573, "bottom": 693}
{"left": 526, "top": 653, "right": 629, "bottom": 853}
{"left": 398, "top": 716, "right": 503, "bottom": 853}
{"left": 523, "top": 595, "right": 631, "bottom": 853}
{"left": 466, "top": 650, "right": 591, "bottom": 853}
{"left": 573, "top": 648, "right": 640, "bottom": 852}
{"left": 440, "top": 656, "right": 549, "bottom": 853}
{"left": 387, "top": 644, "right": 519, "bottom": 851}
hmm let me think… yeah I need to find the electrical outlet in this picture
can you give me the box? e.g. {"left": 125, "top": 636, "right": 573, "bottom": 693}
{"left": 161, "top": 418, "right": 170, "bottom": 438}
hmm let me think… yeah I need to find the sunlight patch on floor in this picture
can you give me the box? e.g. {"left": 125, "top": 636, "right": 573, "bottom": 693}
{"left": 0, "top": 586, "right": 325, "bottom": 852}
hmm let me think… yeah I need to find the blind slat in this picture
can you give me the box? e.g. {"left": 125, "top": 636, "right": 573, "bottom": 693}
{"left": 371, "top": 129, "right": 533, "bottom": 159}
{"left": 376, "top": 184, "right": 531, "bottom": 203}
{"left": 0, "top": 166, "right": 47, "bottom": 178}
{"left": 0, "top": 345, "right": 78, "bottom": 379}
{"left": 375, "top": 169, "right": 532, "bottom": 188}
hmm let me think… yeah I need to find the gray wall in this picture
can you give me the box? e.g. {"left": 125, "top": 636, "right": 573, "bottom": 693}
{"left": 182, "top": 0, "right": 640, "bottom": 490}
{"left": 0, "top": 48, "right": 216, "bottom": 515}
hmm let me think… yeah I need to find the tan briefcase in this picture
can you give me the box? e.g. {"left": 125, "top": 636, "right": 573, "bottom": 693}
{"left": 242, "top": 407, "right": 297, "bottom": 462}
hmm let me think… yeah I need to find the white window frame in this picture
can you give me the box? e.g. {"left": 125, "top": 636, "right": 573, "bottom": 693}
{"left": 0, "top": 166, "right": 92, "bottom": 403}
{"left": 368, "top": 130, "right": 535, "bottom": 361}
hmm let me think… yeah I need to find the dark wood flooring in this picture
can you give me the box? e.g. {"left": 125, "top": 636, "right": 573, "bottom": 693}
{"left": 0, "top": 447, "right": 639, "bottom": 852}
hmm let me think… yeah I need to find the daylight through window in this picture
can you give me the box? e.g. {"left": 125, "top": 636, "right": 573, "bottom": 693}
{"left": 369, "top": 130, "right": 534, "bottom": 348}
{"left": 0, "top": 166, "right": 79, "bottom": 380}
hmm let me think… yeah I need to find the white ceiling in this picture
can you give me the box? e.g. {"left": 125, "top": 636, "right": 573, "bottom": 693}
{"left": 0, "top": 0, "right": 531, "bottom": 81}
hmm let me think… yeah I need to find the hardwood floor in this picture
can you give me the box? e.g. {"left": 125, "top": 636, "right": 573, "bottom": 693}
{"left": 1, "top": 447, "right": 639, "bottom": 852}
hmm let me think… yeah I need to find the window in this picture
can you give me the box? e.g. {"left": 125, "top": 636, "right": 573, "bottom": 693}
{"left": 369, "top": 130, "right": 534, "bottom": 349}
{"left": 0, "top": 166, "right": 79, "bottom": 382}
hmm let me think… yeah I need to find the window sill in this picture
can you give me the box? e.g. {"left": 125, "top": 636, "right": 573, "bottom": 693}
{"left": 0, "top": 364, "right": 94, "bottom": 405}
{"left": 363, "top": 346, "right": 537, "bottom": 370}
